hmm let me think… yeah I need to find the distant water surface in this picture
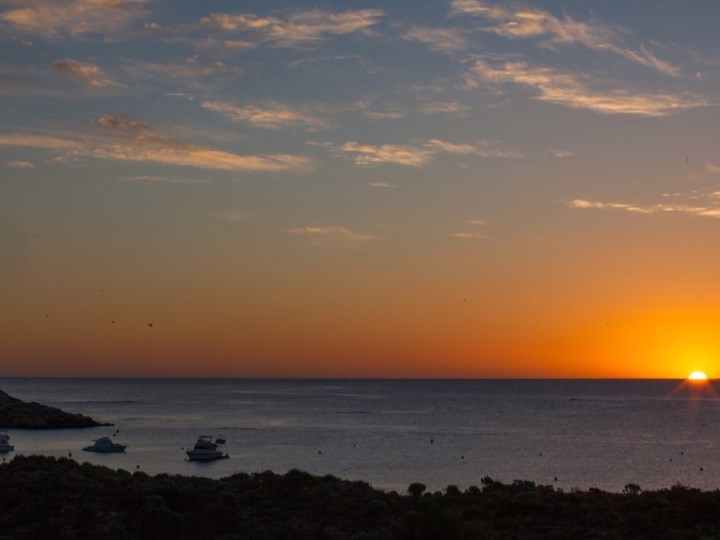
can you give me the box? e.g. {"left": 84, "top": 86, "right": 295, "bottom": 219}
{"left": 1, "top": 378, "right": 718, "bottom": 492}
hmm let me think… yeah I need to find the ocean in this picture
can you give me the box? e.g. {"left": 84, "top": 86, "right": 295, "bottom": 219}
{"left": 1, "top": 378, "right": 719, "bottom": 493}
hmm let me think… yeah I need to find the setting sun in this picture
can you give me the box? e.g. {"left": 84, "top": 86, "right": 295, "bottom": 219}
{"left": 688, "top": 371, "right": 708, "bottom": 381}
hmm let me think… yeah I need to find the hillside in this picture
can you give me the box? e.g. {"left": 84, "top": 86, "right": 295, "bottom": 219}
{"left": 0, "top": 389, "right": 108, "bottom": 429}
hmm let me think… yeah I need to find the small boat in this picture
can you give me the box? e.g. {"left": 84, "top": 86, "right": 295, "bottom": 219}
{"left": 186, "top": 435, "right": 229, "bottom": 461}
{"left": 82, "top": 436, "right": 127, "bottom": 453}
{"left": 0, "top": 431, "right": 14, "bottom": 453}
{"left": 215, "top": 435, "right": 226, "bottom": 444}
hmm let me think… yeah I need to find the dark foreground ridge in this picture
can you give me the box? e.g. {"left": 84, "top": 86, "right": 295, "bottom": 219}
{"left": 0, "top": 389, "right": 109, "bottom": 429}
{"left": 2, "top": 455, "right": 720, "bottom": 540}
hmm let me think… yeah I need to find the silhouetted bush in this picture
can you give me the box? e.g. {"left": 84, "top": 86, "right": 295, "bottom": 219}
{"left": 408, "top": 482, "right": 427, "bottom": 497}
{"left": 5, "top": 455, "right": 720, "bottom": 539}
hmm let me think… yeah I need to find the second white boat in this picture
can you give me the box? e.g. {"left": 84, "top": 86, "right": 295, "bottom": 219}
{"left": 186, "top": 435, "right": 229, "bottom": 461}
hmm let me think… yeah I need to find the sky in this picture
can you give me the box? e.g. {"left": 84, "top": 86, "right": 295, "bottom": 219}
{"left": 2, "top": 0, "right": 720, "bottom": 378}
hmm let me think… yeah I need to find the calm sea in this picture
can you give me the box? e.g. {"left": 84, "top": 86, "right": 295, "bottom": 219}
{"left": 1, "top": 378, "right": 719, "bottom": 493}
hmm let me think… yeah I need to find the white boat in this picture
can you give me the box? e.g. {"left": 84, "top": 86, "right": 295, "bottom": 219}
{"left": 0, "top": 431, "right": 14, "bottom": 453}
{"left": 82, "top": 436, "right": 127, "bottom": 453}
{"left": 186, "top": 435, "right": 229, "bottom": 461}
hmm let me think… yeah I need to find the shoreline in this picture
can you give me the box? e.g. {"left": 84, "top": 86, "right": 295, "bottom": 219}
{"left": 2, "top": 454, "right": 720, "bottom": 539}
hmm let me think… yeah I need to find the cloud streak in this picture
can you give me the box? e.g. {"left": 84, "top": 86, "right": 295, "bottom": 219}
{"left": 148, "top": 8, "right": 383, "bottom": 48}
{"left": 53, "top": 58, "right": 120, "bottom": 88}
{"left": 5, "top": 160, "right": 35, "bottom": 168}
{"left": 323, "top": 137, "right": 521, "bottom": 167}
{"left": 124, "top": 57, "right": 243, "bottom": 83}
{"left": 450, "top": 0, "right": 679, "bottom": 76}
{"left": 1, "top": 0, "right": 151, "bottom": 38}
{"left": 466, "top": 59, "right": 706, "bottom": 116}
{"left": 203, "top": 100, "right": 326, "bottom": 130}
{"left": 401, "top": 26, "right": 468, "bottom": 53}
{"left": 369, "top": 182, "right": 399, "bottom": 189}
{"left": 0, "top": 114, "right": 312, "bottom": 173}
{"left": 425, "top": 138, "right": 522, "bottom": 158}
{"left": 331, "top": 141, "right": 435, "bottom": 167}
{"left": 453, "top": 218, "right": 490, "bottom": 239}
{"left": 570, "top": 195, "right": 720, "bottom": 219}
{"left": 419, "top": 101, "right": 470, "bottom": 116}
{"left": 119, "top": 175, "right": 210, "bottom": 185}
{"left": 288, "top": 226, "right": 374, "bottom": 243}
{"left": 452, "top": 232, "right": 488, "bottom": 239}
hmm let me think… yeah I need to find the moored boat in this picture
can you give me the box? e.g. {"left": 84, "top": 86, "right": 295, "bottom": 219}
{"left": 0, "top": 430, "right": 14, "bottom": 453}
{"left": 82, "top": 436, "right": 127, "bottom": 453}
{"left": 186, "top": 435, "right": 228, "bottom": 461}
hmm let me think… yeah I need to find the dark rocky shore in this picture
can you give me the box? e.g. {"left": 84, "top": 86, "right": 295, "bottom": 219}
{"left": 2, "top": 455, "right": 720, "bottom": 539}
{"left": 0, "top": 389, "right": 108, "bottom": 429}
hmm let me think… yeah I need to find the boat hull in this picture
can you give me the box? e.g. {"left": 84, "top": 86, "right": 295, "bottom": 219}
{"left": 186, "top": 451, "right": 228, "bottom": 461}
{"left": 82, "top": 446, "right": 126, "bottom": 453}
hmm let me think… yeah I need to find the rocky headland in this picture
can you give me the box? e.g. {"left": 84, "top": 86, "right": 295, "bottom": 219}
{"left": 0, "top": 389, "right": 109, "bottom": 429}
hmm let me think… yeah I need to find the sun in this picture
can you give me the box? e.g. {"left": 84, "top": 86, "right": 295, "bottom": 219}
{"left": 688, "top": 371, "right": 708, "bottom": 381}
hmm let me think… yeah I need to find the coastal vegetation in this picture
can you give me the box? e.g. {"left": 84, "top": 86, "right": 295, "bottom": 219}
{"left": 0, "top": 389, "right": 107, "bottom": 429}
{"left": 2, "top": 455, "right": 720, "bottom": 539}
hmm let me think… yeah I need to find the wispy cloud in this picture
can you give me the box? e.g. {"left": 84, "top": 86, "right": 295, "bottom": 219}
{"left": 1, "top": 0, "right": 151, "bottom": 38}
{"left": 353, "top": 100, "right": 406, "bottom": 121}
{"left": 288, "top": 226, "right": 374, "bottom": 243}
{"left": 202, "top": 100, "right": 326, "bottom": 130}
{"left": 148, "top": 9, "right": 383, "bottom": 48}
{"left": 570, "top": 193, "right": 720, "bottom": 219}
{"left": 419, "top": 101, "right": 470, "bottom": 116}
{"left": 330, "top": 141, "right": 435, "bottom": 167}
{"left": 450, "top": 0, "right": 679, "bottom": 76}
{"left": 322, "top": 137, "right": 521, "bottom": 167}
{"left": 119, "top": 175, "right": 210, "bottom": 185}
{"left": 401, "top": 26, "right": 468, "bottom": 53}
{"left": 569, "top": 199, "right": 654, "bottom": 214}
{"left": 289, "top": 54, "right": 364, "bottom": 68}
{"left": 369, "top": 181, "right": 399, "bottom": 189}
{"left": 96, "top": 114, "right": 153, "bottom": 134}
{"left": 53, "top": 58, "right": 120, "bottom": 88}
{"left": 217, "top": 39, "right": 254, "bottom": 50}
{"left": 124, "top": 57, "right": 243, "bottom": 84}
{"left": 0, "top": 114, "right": 312, "bottom": 173}
{"left": 466, "top": 59, "right": 706, "bottom": 116}
{"left": 706, "top": 162, "right": 720, "bottom": 174}
{"left": 453, "top": 218, "right": 489, "bottom": 239}
{"left": 425, "top": 138, "right": 522, "bottom": 158}
{"left": 452, "top": 232, "right": 489, "bottom": 239}
{"left": 0, "top": 134, "right": 82, "bottom": 150}
{"left": 5, "top": 160, "right": 35, "bottom": 168}
{"left": 7, "top": 36, "right": 33, "bottom": 48}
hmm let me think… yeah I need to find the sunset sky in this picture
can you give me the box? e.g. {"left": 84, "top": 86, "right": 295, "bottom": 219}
{"left": 2, "top": 1, "right": 720, "bottom": 378}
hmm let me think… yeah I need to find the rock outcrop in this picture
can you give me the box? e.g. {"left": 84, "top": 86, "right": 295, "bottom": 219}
{"left": 0, "top": 389, "right": 109, "bottom": 429}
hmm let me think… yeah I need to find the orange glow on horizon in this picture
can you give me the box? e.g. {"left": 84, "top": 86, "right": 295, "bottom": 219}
{"left": 4, "top": 257, "right": 720, "bottom": 378}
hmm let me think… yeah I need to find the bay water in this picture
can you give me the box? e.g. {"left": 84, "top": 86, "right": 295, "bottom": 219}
{"left": 1, "top": 378, "right": 719, "bottom": 493}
